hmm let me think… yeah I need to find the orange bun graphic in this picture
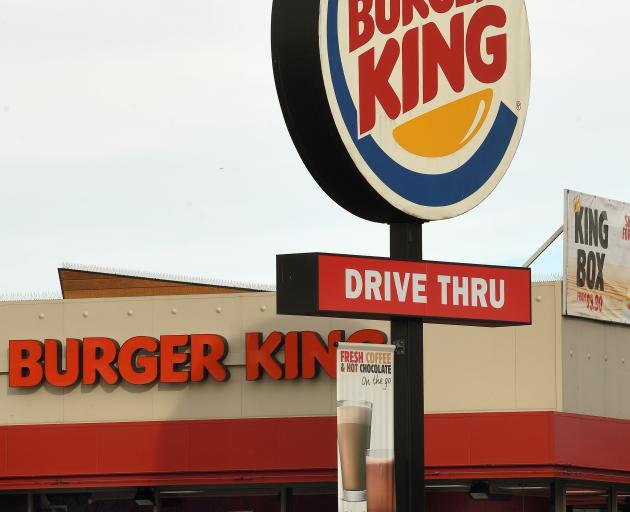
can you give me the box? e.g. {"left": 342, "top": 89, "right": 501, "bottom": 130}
{"left": 393, "top": 89, "right": 493, "bottom": 158}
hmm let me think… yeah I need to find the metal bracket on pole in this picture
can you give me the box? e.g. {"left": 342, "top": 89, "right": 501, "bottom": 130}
{"left": 394, "top": 339, "right": 407, "bottom": 356}
{"left": 522, "top": 226, "right": 564, "bottom": 268}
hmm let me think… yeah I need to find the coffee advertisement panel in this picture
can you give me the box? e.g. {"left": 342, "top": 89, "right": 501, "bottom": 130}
{"left": 337, "top": 343, "right": 395, "bottom": 512}
{"left": 564, "top": 190, "right": 630, "bottom": 325}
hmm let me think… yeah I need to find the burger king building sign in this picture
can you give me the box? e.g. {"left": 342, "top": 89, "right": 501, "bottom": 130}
{"left": 272, "top": 0, "right": 530, "bottom": 221}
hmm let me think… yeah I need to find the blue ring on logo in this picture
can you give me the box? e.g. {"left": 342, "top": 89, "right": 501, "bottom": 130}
{"left": 326, "top": 0, "right": 518, "bottom": 208}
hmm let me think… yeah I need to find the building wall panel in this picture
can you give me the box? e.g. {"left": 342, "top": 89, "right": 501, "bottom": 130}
{"left": 0, "top": 376, "right": 64, "bottom": 425}
{"left": 62, "top": 299, "right": 153, "bottom": 345}
{"left": 242, "top": 372, "right": 336, "bottom": 418}
{"left": 562, "top": 317, "right": 630, "bottom": 419}
{"left": 424, "top": 283, "right": 560, "bottom": 414}
{"left": 515, "top": 283, "right": 560, "bottom": 410}
{"left": 152, "top": 369, "right": 244, "bottom": 421}
{"left": 424, "top": 324, "right": 517, "bottom": 412}
{"left": 0, "top": 302, "right": 64, "bottom": 373}
{"left": 62, "top": 380, "right": 156, "bottom": 424}
{"left": 0, "top": 283, "right": 563, "bottom": 426}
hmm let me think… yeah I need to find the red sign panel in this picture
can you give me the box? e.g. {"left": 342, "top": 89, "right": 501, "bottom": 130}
{"left": 277, "top": 254, "right": 531, "bottom": 326}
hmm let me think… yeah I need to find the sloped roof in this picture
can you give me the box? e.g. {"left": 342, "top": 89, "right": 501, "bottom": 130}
{"left": 58, "top": 263, "right": 274, "bottom": 299}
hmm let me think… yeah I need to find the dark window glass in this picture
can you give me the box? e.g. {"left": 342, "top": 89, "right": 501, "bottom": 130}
{"left": 565, "top": 486, "right": 609, "bottom": 512}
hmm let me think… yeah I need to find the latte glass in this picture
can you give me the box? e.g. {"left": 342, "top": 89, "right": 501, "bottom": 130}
{"left": 366, "top": 449, "right": 396, "bottom": 512}
{"left": 337, "top": 400, "right": 372, "bottom": 502}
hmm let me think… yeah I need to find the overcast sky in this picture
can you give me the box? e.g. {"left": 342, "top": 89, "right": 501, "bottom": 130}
{"left": 1, "top": 1, "right": 629, "bottom": 295}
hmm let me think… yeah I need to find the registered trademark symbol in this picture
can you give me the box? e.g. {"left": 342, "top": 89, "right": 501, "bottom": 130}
{"left": 516, "top": 101, "right": 522, "bottom": 111}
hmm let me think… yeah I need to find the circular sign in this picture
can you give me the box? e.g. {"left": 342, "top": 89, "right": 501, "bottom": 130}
{"left": 272, "top": 0, "right": 530, "bottom": 222}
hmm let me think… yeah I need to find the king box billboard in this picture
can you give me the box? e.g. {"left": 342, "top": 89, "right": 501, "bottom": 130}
{"left": 564, "top": 190, "right": 630, "bottom": 325}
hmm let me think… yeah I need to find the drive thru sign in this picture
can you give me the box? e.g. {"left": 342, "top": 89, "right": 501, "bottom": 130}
{"left": 277, "top": 253, "right": 531, "bottom": 326}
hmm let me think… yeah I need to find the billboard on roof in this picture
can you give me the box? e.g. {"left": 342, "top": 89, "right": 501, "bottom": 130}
{"left": 563, "top": 190, "right": 630, "bottom": 325}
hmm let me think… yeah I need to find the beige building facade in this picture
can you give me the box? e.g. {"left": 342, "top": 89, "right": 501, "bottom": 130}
{"left": 1, "top": 267, "right": 629, "bottom": 512}
{"left": 3, "top": 280, "right": 625, "bottom": 425}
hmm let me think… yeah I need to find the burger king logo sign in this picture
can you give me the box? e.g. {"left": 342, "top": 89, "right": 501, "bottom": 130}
{"left": 272, "top": 0, "right": 530, "bottom": 222}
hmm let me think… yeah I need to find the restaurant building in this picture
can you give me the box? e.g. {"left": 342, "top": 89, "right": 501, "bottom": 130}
{"left": 1, "top": 264, "right": 630, "bottom": 511}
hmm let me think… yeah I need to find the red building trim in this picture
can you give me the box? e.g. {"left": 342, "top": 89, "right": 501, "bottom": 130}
{"left": 2, "top": 412, "right": 630, "bottom": 490}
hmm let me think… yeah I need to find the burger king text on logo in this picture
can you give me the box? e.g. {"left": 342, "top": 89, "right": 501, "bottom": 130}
{"left": 319, "top": 0, "right": 531, "bottom": 220}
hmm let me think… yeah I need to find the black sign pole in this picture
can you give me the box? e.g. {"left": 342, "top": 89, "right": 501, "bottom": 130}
{"left": 390, "top": 222, "right": 425, "bottom": 512}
